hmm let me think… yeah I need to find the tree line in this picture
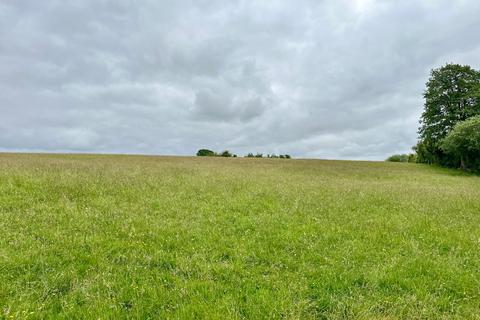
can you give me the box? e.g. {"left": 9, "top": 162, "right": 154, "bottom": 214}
{"left": 388, "top": 63, "right": 480, "bottom": 171}
{"left": 196, "top": 149, "right": 291, "bottom": 159}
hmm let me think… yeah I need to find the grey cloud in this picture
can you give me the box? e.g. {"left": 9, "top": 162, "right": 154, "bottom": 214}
{"left": 1, "top": 0, "right": 480, "bottom": 159}
{"left": 192, "top": 89, "right": 266, "bottom": 122}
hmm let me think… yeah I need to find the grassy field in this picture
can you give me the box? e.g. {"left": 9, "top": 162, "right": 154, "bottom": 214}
{"left": 1, "top": 153, "right": 479, "bottom": 319}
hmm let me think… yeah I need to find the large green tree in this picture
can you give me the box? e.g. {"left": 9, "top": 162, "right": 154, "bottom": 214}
{"left": 417, "top": 64, "right": 480, "bottom": 165}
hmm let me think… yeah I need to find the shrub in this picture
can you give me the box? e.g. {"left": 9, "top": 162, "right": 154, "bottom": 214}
{"left": 220, "top": 150, "right": 233, "bottom": 157}
{"left": 245, "top": 153, "right": 291, "bottom": 159}
{"left": 413, "top": 141, "right": 437, "bottom": 164}
{"left": 407, "top": 153, "right": 417, "bottom": 163}
{"left": 386, "top": 154, "right": 409, "bottom": 162}
{"left": 197, "top": 149, "right": 215, "bottom": 157}
{"left": 441, "top": 115, "right": 480, "bottom": 170}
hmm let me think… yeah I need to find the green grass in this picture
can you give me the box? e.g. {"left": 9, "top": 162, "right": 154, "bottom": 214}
{"left": 1, "top": 153, "right": 480, "bottom": 319}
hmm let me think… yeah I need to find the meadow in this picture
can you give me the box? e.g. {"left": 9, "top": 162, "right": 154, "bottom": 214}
{"left": 1, "top": 153, "right": 479, "bottom": 319}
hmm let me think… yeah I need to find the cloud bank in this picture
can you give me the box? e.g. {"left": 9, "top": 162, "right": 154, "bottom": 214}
{"left": 1, "top": 0, "right": 480, "bottom": 159}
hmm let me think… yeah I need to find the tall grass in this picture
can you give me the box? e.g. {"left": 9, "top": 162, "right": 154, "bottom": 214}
{"left": 1, "top": 153, "right": 479, "bottom": 319}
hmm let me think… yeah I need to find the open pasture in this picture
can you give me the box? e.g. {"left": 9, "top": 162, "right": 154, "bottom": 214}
{"left": 1, "top": 153, "right": 479, "bottom": 319}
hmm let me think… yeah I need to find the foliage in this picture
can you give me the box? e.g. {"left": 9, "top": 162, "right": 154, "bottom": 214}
{"left": 196, "top": 149, "right": 215, "bottom": 157}
{"left": 199, "top": 150, "right": 290, "bottom": 159}
{"left": 1, "top": 153, "right": 480, "bottom": 318}
{"left": 386, "top": 154, "right": 417, "bottom": 163}
{"left": 220, "top": 150, "right": 233, "bottom": 157}
{"left": 441, "top": 115, "right": 480, "bottom": 170}
{"left": 407, "top": 153, "right": 417, "bottom": 163}
{"left": 417, "top": 64, "right": 480, "bottom": 165}
{"left": 413, "top": 140, "right": 436, "bottom": 164}
{"left": 197, "top": 149, "right": 237, "bottom": 157}
{"left": 386, "top": 154, "right": 409, "bottom": 162}
{"left": 246, "top": 153, "right": 291, "bottom": 159}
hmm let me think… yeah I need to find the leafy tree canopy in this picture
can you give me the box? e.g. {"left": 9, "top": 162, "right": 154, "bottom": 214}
{"left": 220, "top": 150, "right": 233, "bottom": 157}
{"left": 417, "top": 64, "right": 480, "bottom": 164}
{"left": 441, "top": 115, "right": 480, "bottom": 170}
{"left": 196, "top": 149, "right": 215, "bottom": 157}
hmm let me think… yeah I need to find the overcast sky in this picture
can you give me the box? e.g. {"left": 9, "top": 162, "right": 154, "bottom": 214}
{"left": 1, "top": 0, "right": 480, "bottom": 159}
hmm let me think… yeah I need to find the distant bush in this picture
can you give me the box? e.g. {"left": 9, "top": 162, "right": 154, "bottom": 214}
{"left": 266, "top": 154, "right": 292, "bottom": 159}
{"left": 413, "top": 140, "right": 436, "bottom": 164}
{"left": 386, "top": 154, "right": 409, "bottom": 162}
{"left": 220, "top": 150, "right": 233, "bottom": 157}
{"left": 199, "top": 150, "right": 292, "bottom": 159}
{"left": 386, "top": 153, "right": 417, "bottom": 163}
{"left": 441, "top": 115, "right": 480, "bottom": 170}
{"left": 245, "top": 153, "right": 291, "bottom": 159}
{"left": 407, "top": 153, "right": 417, "bottom": 163}
{"left": 197, "top": 149, "right": 215, "bottom": 157}
{"left": 197, "top": 149, "right": 237, "bottom": 158}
